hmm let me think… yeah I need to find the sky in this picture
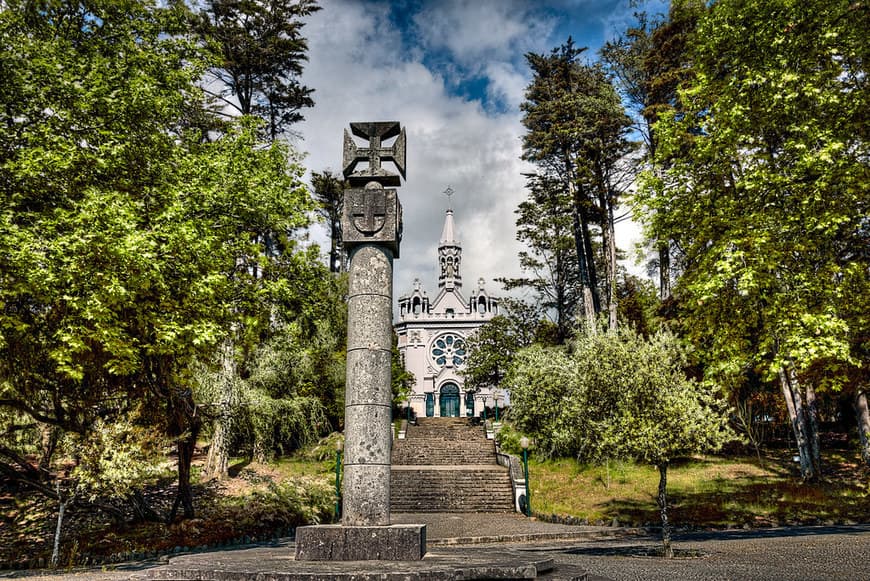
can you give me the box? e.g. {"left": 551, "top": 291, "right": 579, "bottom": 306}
{"left": 295, "top": 0, "right": 668, "bottom": 302}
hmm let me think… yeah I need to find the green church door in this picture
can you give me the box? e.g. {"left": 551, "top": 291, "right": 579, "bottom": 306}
{"left": 439, "top": 383, "right": 460, "bottom": 417}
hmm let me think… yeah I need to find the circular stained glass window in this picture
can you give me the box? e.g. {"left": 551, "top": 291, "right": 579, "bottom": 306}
{"left": 430, "top": 333, "right": 466, "bottom": 367}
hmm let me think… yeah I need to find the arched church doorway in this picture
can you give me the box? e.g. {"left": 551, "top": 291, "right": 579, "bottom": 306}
{"left": 439, "top": 383, "right": 460, "bottom": 417}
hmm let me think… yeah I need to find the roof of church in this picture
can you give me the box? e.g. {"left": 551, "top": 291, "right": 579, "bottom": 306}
{"left": 439, "top": 208, "right": 459, "bottom": 246}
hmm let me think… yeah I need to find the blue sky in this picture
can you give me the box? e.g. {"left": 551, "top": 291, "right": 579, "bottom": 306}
{"left": 297, "top": 0, "right": 667, "bottom": 299}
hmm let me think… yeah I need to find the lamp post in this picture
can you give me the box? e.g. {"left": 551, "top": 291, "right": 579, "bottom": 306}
{"left": 494, "top": 393, "right": 502, "bottom": 423}
{"left": 520, "top": 436, "right": 531, "bottom": 517}
{"left": 334, "top": 438, "right": 343, "bottom": 521}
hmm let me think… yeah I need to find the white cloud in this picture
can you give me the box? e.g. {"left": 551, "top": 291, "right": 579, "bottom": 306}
{"left": 483, "top": 61, "right": 529, "bottom": 110}
{"left": 297, "top": 0, "right": 530, "bottom": 301}
{"left": 295, "top": 0, "right": 654, "bottom": 313}
{"left": 413, "top": 0, "right": 555, "bottom": 68}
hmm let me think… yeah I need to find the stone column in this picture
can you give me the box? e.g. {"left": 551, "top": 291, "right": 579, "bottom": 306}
{"left": 342, "top": 243, "right": 393, "bottom": 525}
{"left": 295, "top": 122, "right": 426, "bottom": 561}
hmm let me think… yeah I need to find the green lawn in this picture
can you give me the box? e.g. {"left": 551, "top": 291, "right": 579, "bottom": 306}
{"left": 527, "top": 452, "right": 869, "bottom": 527}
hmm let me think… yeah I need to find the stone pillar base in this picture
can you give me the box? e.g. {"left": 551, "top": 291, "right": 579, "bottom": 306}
{"left": 294, "top": 524, "right": 427, "bottom": 561}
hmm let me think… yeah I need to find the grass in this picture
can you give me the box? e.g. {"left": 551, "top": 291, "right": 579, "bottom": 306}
{"left": 0, "top": 451, "right": 337, "bottom": 570}
{"left": 2, "top": 438, "right": 868, "bottom": 569}
{"left": 528, "top": 451, "right": 870, "bottom": 528}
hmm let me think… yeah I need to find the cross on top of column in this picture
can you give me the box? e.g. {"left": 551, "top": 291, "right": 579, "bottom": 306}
{"left": 343, "top": 122, "right": 407, "bottom": 187}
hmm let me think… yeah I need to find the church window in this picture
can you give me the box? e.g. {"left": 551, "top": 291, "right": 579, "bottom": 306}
{"left": 430, "top": 333, "right": 466, "bottom": 367}
{"left": 412, "top": 296, "right": 421, "bottom": 315}
{"left": 477, "top": 296, "right": 487, "bottom": 314}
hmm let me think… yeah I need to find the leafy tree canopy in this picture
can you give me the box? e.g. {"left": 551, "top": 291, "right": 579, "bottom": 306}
{"left": 0, "top": 0, "right": 320, "bottom": 516}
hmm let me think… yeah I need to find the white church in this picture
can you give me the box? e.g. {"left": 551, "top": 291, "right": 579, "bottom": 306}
{"left": 395, "top": 201, "right": 500, "bottom": 418}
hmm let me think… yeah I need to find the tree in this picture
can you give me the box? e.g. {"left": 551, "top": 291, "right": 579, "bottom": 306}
{"left": 521, "top": 40, "right": 599, "bottom": 327}
{"left": 391, "top": 339, "right": 415, "bottom": 410}
{"left": 193, "top": 0, "right": 320, "bottom": 141}
{"left": 521, "top": 40, "right": 633, "bottom": 330}
{"left": 462, "top": 300, "right": 541, "bottom": 392}
{"left": 0, "top": 0, "right": 317, "bottom": 521}
{"left": 636, "top": 0, "right": 870, "bottom": 476}
{"left": 601, "top": 2, "right": 705, "bottom": 301}
{"left": 499, "top": 173, "right": 581, "bottom": 342}
{"left": 199, "top": 251, "right": 348, "bottom": 470}
{"left": 507, "top": 329, "right": 733, "bottom": 557}
{"left": 311, "top": 170, "right": 345, "bottom": 273}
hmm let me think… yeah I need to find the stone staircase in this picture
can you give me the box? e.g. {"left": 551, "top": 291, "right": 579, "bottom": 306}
{"left": 390, "top": 417, "right": 515, "bottom": 513}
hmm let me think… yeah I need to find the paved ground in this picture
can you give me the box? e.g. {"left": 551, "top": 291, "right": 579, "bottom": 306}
{"left": 2, "top": 514, "right": 868, "bottom": 580}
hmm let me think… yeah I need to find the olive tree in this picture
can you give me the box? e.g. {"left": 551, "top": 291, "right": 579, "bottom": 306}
{"left": 507, "top": 328, "right": 733, "bottom": 557}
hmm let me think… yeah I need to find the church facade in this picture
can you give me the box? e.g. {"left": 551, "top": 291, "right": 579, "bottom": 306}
{"left": 395, "top": 205, "right": 499, "bottom": 418}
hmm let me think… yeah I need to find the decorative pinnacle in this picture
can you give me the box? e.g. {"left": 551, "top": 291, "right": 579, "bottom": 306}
{"left": 443, "top": 186, "right": 454, "bottom": 210}
{"left": 342, "top": 122, "right": 407, "bottom": 187}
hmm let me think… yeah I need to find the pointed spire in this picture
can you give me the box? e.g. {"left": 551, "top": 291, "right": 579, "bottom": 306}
{"left": 440, "top": 186, "right": 459, "bottom": 245}
{"left": 440, "top": 208, "right": 457, "bottom": 245}
{"left": 438, "top": 187, "right": 461, "bottom": 289}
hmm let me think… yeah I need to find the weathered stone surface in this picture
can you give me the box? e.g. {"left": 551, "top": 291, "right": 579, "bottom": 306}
{"left": 331, "top": 121, "right": 417, "bottom": 549}
{"left": 346, "top": 294, "right": 392, "bottom": 351}
{"left": 342, "top": 186, "right": 402, "bottom": 256}
{"left": 345, "top": 349, "right": 392, "bottom": 406}
{"left": 347, "top": 245, "right": 393, "bottom": 296}
{"left": 295, "top": 525, "right": 426, "bottom": 561}
{"left": 344, "top": 404, "right": 392, "bottom": 465}
{"left": 342, "top": 121, "right": 406, "bottom": 188}
{"left": 341, "top": 444, "right": 390, "bottom": 526}
{"left": 148, "top": 543, "right": 576, "bottom": 580}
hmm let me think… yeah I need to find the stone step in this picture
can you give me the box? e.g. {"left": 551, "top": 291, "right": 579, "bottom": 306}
{"left": 390, "top": 467, "right": 514, "bottom": 512}
{"left": 390, "top": 417, "right": 514, "bottom": 513}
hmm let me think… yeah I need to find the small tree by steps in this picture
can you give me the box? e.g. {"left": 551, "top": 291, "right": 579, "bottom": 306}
{"left": 508, "top": 328, "right": 734, "bottom": 557}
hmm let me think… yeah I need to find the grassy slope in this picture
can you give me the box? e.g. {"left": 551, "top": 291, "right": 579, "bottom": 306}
{"left": 529, "top": 452, "right": 870, "bottom": 527}
{"left": 3, "top": 443, "right": 868, "bottom": 568}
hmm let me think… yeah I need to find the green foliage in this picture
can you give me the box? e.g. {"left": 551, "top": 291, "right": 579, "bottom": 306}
{"left": 616, "top": 275, "right": 660, "bottom": 337}
{"left": 636, "top": 0, "right": 870, "bottom": 391}
{"left": 493, "top": 423, "right": 525, "bottom": 456}
{"left": 0, "top": 0, "right": 324, "bottom": 514}
{"left": 70, "top": 417, "right": 169, "bottom": 502}
{"left": 520, "top": 38, "right": 634, "bottom": 328}
{"left": 499, "top": 174, "right": 581, "bottom": 342}
{"left": 391, "top": 340, "right": 415, "bottom": 407}
{"left": 193, "top": 0, "right": 321, "bottom": 140}
{"left": 211, "top": 475, "right": 335, "bottom": 535}
{"left": 462, "top": 300, "right": 540, "bottom": 391}
{"left": 294, "top": 432, "right": 345, "bottom": 463}
{"left": 507, "top": 328, "right": 734, "bottom": 464}
{"left": 311, "top": 170, "right": 345, "bottom": 273}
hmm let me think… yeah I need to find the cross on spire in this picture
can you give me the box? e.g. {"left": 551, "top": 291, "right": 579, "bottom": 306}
{"left": 443, "top": 186, "right": 454, "bottom": 210}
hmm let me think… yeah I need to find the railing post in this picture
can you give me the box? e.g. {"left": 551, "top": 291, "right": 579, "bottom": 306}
{"left": 520, "top": 436, "right": 531, "bottom": 517}
{"left": 334, "top": 439, "right": 343, "bottom": 520}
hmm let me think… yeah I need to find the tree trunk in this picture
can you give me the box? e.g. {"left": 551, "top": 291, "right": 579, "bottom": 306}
{"left": 593, "top": 160, "right": 617, "bottom": 330}
{"left": 205, "top": 341, "right": 236, "bottom": 480}
{"left": 50, "top": 480, "right": 71, "bottom": 568}
{"left": 39, "top": 425, "right": 60, "bottom": 473}
{"left": 658, "top": 242, "right": 670, "bottom": 301}
{"left": 802, "top": 378, "right": 822, "bottom": 477}
{"left": 603, "top": 193, "right": 618, "bottom": 330}
{"left": 580, "top": 211, "right": 601, "bottom": 314}
{"left": 853, "top": 388, "right": 870, "bottom": 466}
{"left": 167, "top": 391, "right": 201, "bottom": 522}
{"left": 568, "top": 175, "right": 596, "bottom": 331}
{"left": 657, "top": 463, "right": 673, "bottom": 559}
{"left": 779, "top": 367, "right": 816, "bottom": 481}
{"left": 129, "top": 490, "right": 161, "bottom": 523}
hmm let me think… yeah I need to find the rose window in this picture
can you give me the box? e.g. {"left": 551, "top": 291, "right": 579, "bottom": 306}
{"left": 431, "top": 333, "right": 466, "bottom": 367}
